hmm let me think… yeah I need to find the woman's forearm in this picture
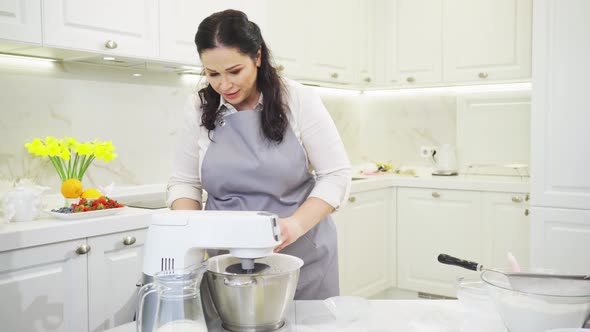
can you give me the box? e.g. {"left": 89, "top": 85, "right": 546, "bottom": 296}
{"left": 292, "top": 197, "right": 335, "bottom": 232}
{"left": 171, "top": 198, "right": 202, "bottom": 210}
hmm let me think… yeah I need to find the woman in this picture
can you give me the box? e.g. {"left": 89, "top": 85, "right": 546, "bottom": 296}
{"left": 166, "top": 9, "right": 351, "bottom": 300}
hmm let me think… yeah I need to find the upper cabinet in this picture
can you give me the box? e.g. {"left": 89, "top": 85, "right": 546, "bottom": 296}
{"left": 42, "top": 0, "right": 159, "bottom": 58}
{"left": 443, "top": 0, "right": 532, "bottom": 83}
{"left": 2, "top": 1, "right": 531, "bottom": 88}
{"left": 377, "top": 0, "right": 532, "bottom": 88}
{"left": 301, "top": 0, "right": 362, "bottom": 84}
{"left": 380, "top": 0, "right": 443, "bottom": 87}
{"left": 0, "top": 0, "right": 41, "bottom": 45}
{"left": 159, "top": 0, "right": 248, "bottom": 66}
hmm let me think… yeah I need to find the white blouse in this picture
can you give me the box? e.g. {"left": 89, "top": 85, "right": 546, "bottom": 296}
{"left": 166, "top": 78, "right": 352, "bottom": 210}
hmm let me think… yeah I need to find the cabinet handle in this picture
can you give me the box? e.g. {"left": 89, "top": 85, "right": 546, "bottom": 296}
{"left": 105, "top": 40, "right": 118, "bottom": 49}
{"left": 276, "top": 64, "right": 285, "bottom": 72}
{"left": 511, "top": 196, "right": 523, "bottom": 203}
{"left": 524, "top": 209, "right": 529, "bottom": 216}
{"left": 348, "top": 196, "right": 356, "bottom": 203}
{"left": 364, "top": 77, "right": 372, "bottom": 83}
{"left": 432, "top": 192, "right": 440, "bottom": 198}
{"left": 75, "top": 244, "right": 91, "bottom": 255}
{"left": 330, "top": 72, "right": 339, "bottom": 79}
{"left": 525, "top": 193, "right": 530, "bottom": 202}
{"left": 478, "top": 72, "right": 488, "bottom": 79}
{"left": 406, "top": 76, "right": 415, "bottom": 83}
{"left": 123, "top": 236, "right": 136, "bottom": 246}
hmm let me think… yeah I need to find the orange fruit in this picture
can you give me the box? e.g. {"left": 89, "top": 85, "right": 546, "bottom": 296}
{"left": 61, "top": 179, "right": 83, "bottom": 198}
{"left": 81, "top": 188, "right": 101, "bottom": 199}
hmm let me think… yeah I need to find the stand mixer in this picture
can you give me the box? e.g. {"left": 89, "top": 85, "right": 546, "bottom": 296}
{"left": 138, "top": 210, "right": 283, "bottom": 332}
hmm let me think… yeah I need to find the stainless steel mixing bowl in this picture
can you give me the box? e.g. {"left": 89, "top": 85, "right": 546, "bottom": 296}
{"left": 206, "top": 253, "right": 303, "bottom": 332}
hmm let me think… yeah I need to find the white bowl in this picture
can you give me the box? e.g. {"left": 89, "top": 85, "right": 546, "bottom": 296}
{"left": 323, "top": 296, "right": 369, "bottom": 322}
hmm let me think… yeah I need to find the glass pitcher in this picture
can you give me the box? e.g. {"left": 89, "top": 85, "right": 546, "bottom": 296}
{"left": 137, "top": 266, "right": 208, "bottom": 332}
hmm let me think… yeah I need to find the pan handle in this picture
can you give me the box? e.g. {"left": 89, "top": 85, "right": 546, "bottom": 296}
{"left": 437, "top": 254, "right": 481, "bottom": 271}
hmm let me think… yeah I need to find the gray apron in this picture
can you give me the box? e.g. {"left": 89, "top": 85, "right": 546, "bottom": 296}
{"left": 201, "top": 109, "right": 339, "bottom": 300}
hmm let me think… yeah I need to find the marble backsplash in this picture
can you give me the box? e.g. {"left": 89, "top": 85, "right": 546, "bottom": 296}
{"left": 0, "top": 61, "right": 529, "bottom": 193}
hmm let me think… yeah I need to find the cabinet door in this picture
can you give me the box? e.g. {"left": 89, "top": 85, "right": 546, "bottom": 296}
{"left": 159, "top": 0, "right": 247, "bottom": 66}
{"left": 0, "top": 0, "right": 41, "bottom": 44}
{"left": 302, "top": 0, "right": 362, "bottom": 84}
{"left": 42, "top": 0, "right": 159, "bottom": 58}
{"left": 443, "top": 0, "right": 532, "bottom": 83}
{"left": 531, "top": 0, "right": 590, "bottom": 210}
{"left": 397, "top": 188, "right": 482, "bottom": 297}
{"left": 481, "top": 192, "right": 530, "bottom": 270}
{"left": 251, "top": 0, "right": 307, "bottom": 79}
{"left": 87, "top": 228, "right": 147, "bottom": 331}
{"left": 332, "top": 188, "right": 395, "bottom": 297}
{"left": 530, "top": 207, "right": 590, "bottom": 274}
{"left": 382, "top": 0, "right": 442, "bottom": 86}
{"left": 0, "top": 239, "right": 88, "bottom": 332}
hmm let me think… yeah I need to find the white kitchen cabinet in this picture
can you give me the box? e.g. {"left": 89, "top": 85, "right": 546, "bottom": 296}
{"left": 397, "top": 188, "right": 482, "bottom": 297}
{"left": 302, "top": 0, "right": 362, "bottom": 84}
{"left": 380, "top": 0, "right": 443, "bottom": 87}
{"left": 481, "top": 192, "right": 530, "bottom": 270}
{"left": 442, "top": 0, "right": 532, "bottom": 83}
{"left": 0, "top": 238, "right": 89, "bottom": 332}
{"left": 530, "top": 0, "right": 590, "bottom": 272}
{"left": 332, "top": 187, "right": 395, "bottom": 297}
{"left": 0, "top": 0, "right": 41, "bottom": 44}
{"left": 0, "top": 228, "right": 147, "bottom": 332}
{"left": 530, "top": 207, "right": 590, "bottom": 275}
{"left": 42, "top": 0, "right": 159, "bottom": 58}
{"left": 357, "top": 0, "right": 376, "bottom": 86}
{"left": 159, "top": 0, "right": 251, "bottom": 66}
{"left": 88, "top": 228, "right": 147, "bottom": 331}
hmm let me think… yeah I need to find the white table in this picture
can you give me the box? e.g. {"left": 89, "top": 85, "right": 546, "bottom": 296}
{"left": 106, "top": 299, "right": 494, "bottom": 332}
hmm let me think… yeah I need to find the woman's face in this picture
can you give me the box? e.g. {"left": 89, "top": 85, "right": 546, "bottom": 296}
{"left": 201, "top": 46, "right": 261, "bottom": 111}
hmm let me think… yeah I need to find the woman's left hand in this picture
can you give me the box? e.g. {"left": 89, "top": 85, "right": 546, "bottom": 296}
{"left": 274, "top": 217, "right": 305, "bottom": 253}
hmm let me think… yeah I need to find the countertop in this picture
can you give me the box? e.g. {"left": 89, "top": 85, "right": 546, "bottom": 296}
{"left": 105, "top": 299, "right": 489, "bottom": 332}
{"left": 350, "top": 173, "right": 529, "bottom": 194}
{"left": 0, "top": 175, "right": 528, "bottom": 252}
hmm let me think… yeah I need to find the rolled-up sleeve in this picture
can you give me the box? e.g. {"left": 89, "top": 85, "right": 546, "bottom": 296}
{"left": 298, "top": 85, "right": 352, "bottom": 209}
{"left": 166, "top": 96, "right": 204, "bottom": 207}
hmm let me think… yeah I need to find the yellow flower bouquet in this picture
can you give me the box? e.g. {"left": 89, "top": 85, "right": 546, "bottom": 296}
{"left": 24, "top": 136, "right": 117, "bottom": 198}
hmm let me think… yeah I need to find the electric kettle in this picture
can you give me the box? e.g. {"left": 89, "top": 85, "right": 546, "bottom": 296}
{"left": 432, "top": 144, "right": 458, "bottom": 175}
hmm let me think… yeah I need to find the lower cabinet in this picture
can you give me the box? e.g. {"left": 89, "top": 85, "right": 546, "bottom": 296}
{"left": 0, "top": 228, "right": 147, "bottom": 332}
{"left": 0, "top": 238, "right": 89, "bottom": 332}
{"left": 88, "top": 229, "right": 147, "bottom": 331}
{"left": 397, "top": 188, "right": 529, "bottom": 297}
{"left": 332, "top": 187, "right": 396, "bottom": 297}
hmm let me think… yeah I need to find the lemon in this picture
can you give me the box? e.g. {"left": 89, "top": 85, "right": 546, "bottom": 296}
{"left": 61, "top": 179, "right": 83, "bottom": 198}
{"left": 81, "top": 188, "right": 102, "bottom": 199}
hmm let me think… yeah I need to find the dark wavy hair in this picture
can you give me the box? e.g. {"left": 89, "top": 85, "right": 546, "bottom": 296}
{"left": 195, "top": 9, "right": 288, "bottom": 143}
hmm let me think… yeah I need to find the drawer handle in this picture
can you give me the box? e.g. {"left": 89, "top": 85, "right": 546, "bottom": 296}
{"left": 511, "top": 196, "right": 523, "bottom": 203}
{"left": 432, "top": 192, "right": 440, "bottom": 198}
{"left": 123, "top": 236, "right": 136, "bottom": 246}
{"left": 330, "top": 72, "right": 339, "bottom": 79}
{"left": 406, "top": 76, "right": 415, "bottom": 83}
{"left": 105, "top": 40, "right": 118, "bottom": 49}
{"left": 524, "top": 209, "right": 529, "bottom": 216}
{"left": 364, "top": 77, "right": 372, "bottom": 83}
{"left": 276, "top": 64, "right": 285, "bottom": 72}
{"left": 348, "top": 196, "right": 356, "bottom": 203}
{"left": 478, "top": 72, "right": 488, "bottom": 79}
{"left": 525, "top": 193, "right": 530, "bottom": 202}
{"left": 75, "top": 244, "right": 91, "bottom": 255}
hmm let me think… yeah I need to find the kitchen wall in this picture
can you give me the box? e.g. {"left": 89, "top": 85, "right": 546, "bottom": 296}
{"left": 0, "top": 61, "right": 530, "bottom": 194}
